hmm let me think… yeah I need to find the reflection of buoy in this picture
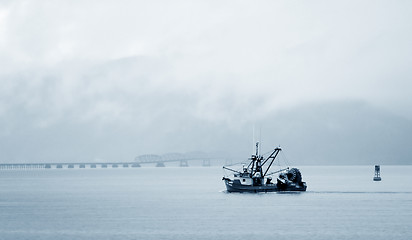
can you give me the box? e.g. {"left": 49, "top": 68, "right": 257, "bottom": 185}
{"left": 373, "top": 165, "right": 381, "bottom": 181}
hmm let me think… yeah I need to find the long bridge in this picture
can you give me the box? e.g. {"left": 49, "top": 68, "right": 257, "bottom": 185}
{"left": 0, "top": 153, "right": 230, "bottom": 170}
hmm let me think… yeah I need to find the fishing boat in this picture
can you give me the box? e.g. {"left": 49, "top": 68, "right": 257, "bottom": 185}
{"left": 222, "top": 143, "right": 307, "bottom": 193}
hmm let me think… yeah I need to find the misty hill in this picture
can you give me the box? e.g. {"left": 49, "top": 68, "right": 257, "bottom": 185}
{"left": 174, "top": 100, "right": 412, "bottom": 165}
{"left": 1, "top": 100, "right": 411, "bottom": 165}
{"left": 259, "top": 101, "right": 412, "bottom": 165}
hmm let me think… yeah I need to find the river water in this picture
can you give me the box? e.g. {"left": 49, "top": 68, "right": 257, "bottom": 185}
{"left": 0, "top": 165, "right": 411, "bottom": 240}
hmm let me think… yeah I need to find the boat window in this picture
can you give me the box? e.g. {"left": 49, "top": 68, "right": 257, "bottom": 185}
{"left": 242, "top": 179, "right": 245, "bottom": 182}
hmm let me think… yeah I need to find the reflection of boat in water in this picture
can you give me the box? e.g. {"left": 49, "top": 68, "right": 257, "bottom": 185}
{"left": 222, "top": 143, "right": 307, "bottom": 193}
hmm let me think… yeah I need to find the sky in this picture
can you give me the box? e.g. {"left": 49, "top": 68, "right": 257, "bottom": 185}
{"left": 1, "top": 0, "right": 412, "bottom": 164}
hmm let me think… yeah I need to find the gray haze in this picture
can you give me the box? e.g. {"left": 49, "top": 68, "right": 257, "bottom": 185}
{"left": 1, "top": 1, "right": 412, "bottom": 164}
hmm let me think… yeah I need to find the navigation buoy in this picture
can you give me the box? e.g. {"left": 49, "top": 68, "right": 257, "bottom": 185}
{"left": 373, "top": 165, "right": 381, "bottom": 181}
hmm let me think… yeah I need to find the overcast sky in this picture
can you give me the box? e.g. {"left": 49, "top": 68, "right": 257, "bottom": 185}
{"left": 1, "top": 1, "right": 412, "bottom": 164}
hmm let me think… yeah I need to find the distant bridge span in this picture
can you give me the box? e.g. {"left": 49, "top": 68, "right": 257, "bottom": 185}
{"left": 0, "top": 154, "right": 227, "bottom": 170}
{"left": 134, "top": 153, "right": 217, "bottom": 165}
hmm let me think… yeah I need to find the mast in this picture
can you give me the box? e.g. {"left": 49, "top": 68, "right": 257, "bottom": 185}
{"left": 253, "top": 142, "right": 263, "bottom": 177}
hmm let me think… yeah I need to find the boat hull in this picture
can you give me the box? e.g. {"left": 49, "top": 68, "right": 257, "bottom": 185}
{"left": 224, "top": 179, "right": 307, "bottom": 193}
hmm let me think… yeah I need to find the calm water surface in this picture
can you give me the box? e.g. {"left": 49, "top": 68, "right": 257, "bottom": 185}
{"left": 0, "top": 166, "right": 411, "bottom": 240}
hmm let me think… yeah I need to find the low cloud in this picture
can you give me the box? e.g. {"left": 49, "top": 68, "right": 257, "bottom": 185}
{"left": 1, "top": 1, "right": 412, "bottom": 164}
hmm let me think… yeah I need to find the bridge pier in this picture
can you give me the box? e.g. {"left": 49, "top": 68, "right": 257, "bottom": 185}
{"left": 202, "top": 159, "right": 211, "bottom": 167}
{"left": 156, "top": 162, "right": 165, "bottom": 167}
{"left": 179, "top": 160, "right": 189, "bottom": 167}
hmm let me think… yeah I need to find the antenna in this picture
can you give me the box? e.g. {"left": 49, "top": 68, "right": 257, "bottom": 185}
{"left": 259, "top": 126, "right": 262, "bottom": 156}
{"left": 255, "top": 142, "right": 259, "bottom": 156}
{"left": 252, "top": 125, "right": 255, "bottom": 155}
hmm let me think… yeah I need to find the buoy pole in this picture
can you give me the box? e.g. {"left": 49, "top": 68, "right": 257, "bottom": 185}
{"left": 373, "top": 165, "right": 381, "bottom": 181}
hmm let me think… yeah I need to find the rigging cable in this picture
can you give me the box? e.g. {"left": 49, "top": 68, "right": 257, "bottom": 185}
{"left": 281, "top": 150, "right": 291, "bottom": 166}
